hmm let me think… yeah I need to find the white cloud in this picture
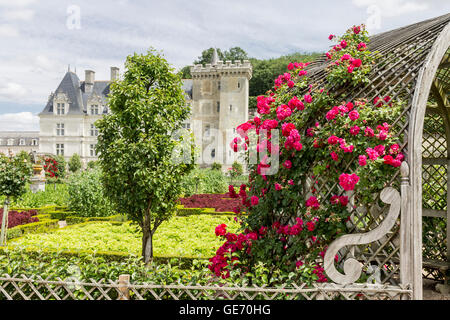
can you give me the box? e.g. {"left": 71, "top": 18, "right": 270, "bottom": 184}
{"left": 2, "top": 9, "right": 34, "bottom": 21}
{"left": 0, "top": 24, "right": 19, "bottom": 37}
{"left": 0, "top": 0, "right": 35, "bottom": 7}
{"left": 0, "top": 112, "right": 39, "bottom": 131}
{"left": 352, "top": 0, "right": 429, "bottom": 17}
{"left": 0, "top": 83, "right": 27, "bottom": 99}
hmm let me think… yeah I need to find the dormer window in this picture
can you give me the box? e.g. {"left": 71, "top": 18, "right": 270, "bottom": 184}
{"left": 31, "top": 139, "right": 38, "bottom": 146}
{"left": 57, "top": 103, "right": 65, "bottom": 115}
{"left": 19, "top": 139, "right": 25, "bottom": 146}
{"left": 90, "top": 105, "right": 99, "bottom": 115}
{"left": 7, "top": 139, "right": 14, "bottom": 146}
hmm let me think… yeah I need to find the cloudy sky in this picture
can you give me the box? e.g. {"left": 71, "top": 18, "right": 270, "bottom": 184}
{"left": 0, "top": 0, "right": 449, "bottom": 131}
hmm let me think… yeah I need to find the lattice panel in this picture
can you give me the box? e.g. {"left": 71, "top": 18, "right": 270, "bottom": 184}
{"left": 302, "top": 13, "right": 450, "bottom": 291}
{"left": 423, "top": 113, "right": 447, "bottom": 158}
{"left": 0, "top": 275, "right": 412, "bottom": 301}
{"left": 422, "top": 164, "right": 447, "bottom": 211}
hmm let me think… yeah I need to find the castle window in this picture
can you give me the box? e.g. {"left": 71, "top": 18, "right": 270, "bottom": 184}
{"left": 90, "top": 105, "right": 99, "bottom": 115}
{"left": 19, "top": 139, "right": 25, "bottom": 146}
{"left": 211, "top": 148, "right": 216, "bottom": 158}
{"left": 205, "top": 124, "right": 210, "bottom": 137}
{"left": 229, "top": 104, "right": 232, "bottom": 111}
{"left": 217, "top": 102, "right": 220, "bottom": 113}
{"left": 181, "top": 123, "right": 191, "bottom": 130}
{"left": 90, "top": 144, "right": 97, "bottom": 157}
{"left": 56, "top": 123, "right": 65, "bottom": 136}
{"left": 57, "top": 103, "right": 65, "bottom": 115}
{"left": 56, "top": 144, "right": 64, "bottom": 156}
{"left": 7, "top": 139, "right": 14, "bottom": 146}
{"left": 31, "top": 139, "right": 38, "bottom": 146}
{"left": 218, "top": 81, "right": 221, "bottom": 90}
{"left": 90, "top": 124, "right": 98, "bottom": 136}
{"left": 237, "top": 82, "right": 240, "bottom": 89}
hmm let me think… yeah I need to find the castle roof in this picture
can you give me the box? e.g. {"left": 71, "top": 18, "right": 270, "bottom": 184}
{"left": 41, "top": 70, "right": 193, "bottom": 114}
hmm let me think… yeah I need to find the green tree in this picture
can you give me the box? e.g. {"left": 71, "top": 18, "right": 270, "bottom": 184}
{"left": 194, "top": 48, "right": 225, "bottom": 65}
{"left": 54, "top": 155, "right": 66, "bottom": 179}
{"left": 68, "top": 153, "right": 82, "bottom": 173}
{"left": 95, "top": 48, "right": 195, "bottom": 263}
{"left": 0, "top": 153, "right": 32, "bottom": 245}
{"left": 223, "top": 46, "right": 248, "bottom": 62}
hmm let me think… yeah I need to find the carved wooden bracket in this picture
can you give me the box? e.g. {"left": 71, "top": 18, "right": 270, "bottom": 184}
{"left": 324, "top": 186, "right": 401, "bottom": 284}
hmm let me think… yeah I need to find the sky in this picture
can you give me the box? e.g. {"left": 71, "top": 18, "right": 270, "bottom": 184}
{"left": 0, "top": 0, "right": 449, "bottom": 131}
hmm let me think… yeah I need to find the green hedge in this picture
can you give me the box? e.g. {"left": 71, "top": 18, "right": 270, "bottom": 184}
{"left": 6, "top": 219, "right": 59, "bottom": 240}
{"left": 0, "top": 245, "right": 205, "bottom": 269}
{"left": 64, "top": 214, "right": 126, "bottom": 225}
{"left": 175, "top": 205, "right": 235, "bottom": 216}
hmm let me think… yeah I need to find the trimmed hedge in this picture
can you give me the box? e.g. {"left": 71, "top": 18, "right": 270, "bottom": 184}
{"left": 176, "top": 205, "right": 235, "bottom": 216}
{"left": 6, "top": 218, "right": 59, "bottom": 240}
{"left": 0, "top": 245, "right": 205, "bottom": 269}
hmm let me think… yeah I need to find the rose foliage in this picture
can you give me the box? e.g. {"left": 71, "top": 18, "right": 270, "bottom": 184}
{"left": 209, "top": 25, "right": 405, "bottom": 284}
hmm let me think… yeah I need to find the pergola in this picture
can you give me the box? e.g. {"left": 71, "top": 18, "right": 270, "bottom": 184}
{"left": 305, "top": 13, "right": 450, "bottom": 299}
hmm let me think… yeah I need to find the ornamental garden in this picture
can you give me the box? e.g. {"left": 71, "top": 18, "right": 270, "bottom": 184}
{"left": 0, "top": 18, "right": 449, "bottom": 300}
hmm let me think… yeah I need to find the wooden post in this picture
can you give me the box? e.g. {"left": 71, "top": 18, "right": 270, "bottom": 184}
{"left": 118, "top": 274, "right": 130, "bottom": 300}
{"left": 399, "top": 162, "right": 411, "bottom": 299}
{"left": 0, "top": 198, "right": 9, "bottom": 246}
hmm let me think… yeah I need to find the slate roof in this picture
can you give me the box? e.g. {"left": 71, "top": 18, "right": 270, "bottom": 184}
{"left": 39, "top": 71, "right": 111, "bottom": 115}
{"left": 40, "top": 71, "right": 193, "bottom": 115}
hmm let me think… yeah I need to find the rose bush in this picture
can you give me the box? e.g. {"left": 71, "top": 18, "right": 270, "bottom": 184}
{"left": 209, "top": 25, "right": 405, "bottom": 285}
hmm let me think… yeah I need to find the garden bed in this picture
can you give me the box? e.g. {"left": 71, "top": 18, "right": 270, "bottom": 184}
{"left": 6, "top": 214, "right": 240, "bottom": 259}
{"left": 178, "top": 193, "right": 240, "bottom": 213}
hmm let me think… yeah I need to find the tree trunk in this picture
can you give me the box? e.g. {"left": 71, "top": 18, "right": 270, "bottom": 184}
{"left": 142, "top": 229, "right": 153, "bottom": 264}
{"left": 0, "top": 198, "right": 10, "bottom": 246}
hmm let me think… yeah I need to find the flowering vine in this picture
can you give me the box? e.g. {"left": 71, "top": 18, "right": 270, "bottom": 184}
{"left": 209, "top": 24, "right": 405, "bottom": 285}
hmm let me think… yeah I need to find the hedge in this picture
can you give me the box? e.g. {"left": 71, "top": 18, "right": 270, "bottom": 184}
{"left": 6, "top": 218, "right": 59, "bottom": 240}
{"left": 175, "top": 205, "right": 235, "bottom": 216}
{"left": 0, "top": 245, "right": 206, "bottom": 269}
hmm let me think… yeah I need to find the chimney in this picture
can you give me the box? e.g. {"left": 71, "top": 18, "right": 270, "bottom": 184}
{"left": 84, "top": 70, "right": 95, "bottom": 93}
{"left": 110, "top": 67, "right": 119, "bottom": 81}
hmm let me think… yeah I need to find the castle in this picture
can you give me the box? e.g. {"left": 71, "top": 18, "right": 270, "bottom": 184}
{"left": 33, "top": 50, "right": 252, "bottom": 167}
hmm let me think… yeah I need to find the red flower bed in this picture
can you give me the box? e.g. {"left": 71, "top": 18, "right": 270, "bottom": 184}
{"left": 178, "top": 192, "right": 241, "bottom": 212}
{"left": 0, "top": 208, "right": 38, "bottom": 229}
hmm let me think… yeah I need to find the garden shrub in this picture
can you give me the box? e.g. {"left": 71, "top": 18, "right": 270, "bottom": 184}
{"left": 180, "top": 167, "right": 228, "bottom": 196}
{"left": 67, "top": 168, "right": 117, "bottom": 217}
{"left": 209, "top": 25, "right": 406, "bottom": 284}
{"left": 0, "top": 208, "right": 38, "bottom": 229}
{"left": 9, "top": 183, "right": 69, "bottom": 208}
{"left": 211, "top": 162, "right": 222, "bottom": 171}
{"left": 178, "top": 193, "right": 241, "bottom": 213}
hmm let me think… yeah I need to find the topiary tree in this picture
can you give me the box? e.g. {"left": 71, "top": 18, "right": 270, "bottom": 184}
{"left": 95, "top": 48, "right": 195, "bottom": 263}
{"left": 0, "top": 153, "right": 32, "bottom": 245}
{"left": 68, "top": 153, "right": 82, "bottom": 173}
{"left": 210, "top": 25, "right": 406, "bottom": 284}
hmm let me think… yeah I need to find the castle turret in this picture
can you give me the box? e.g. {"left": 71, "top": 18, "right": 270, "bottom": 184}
{"left": 189, "top": 57, "right": 252, "bottom": 167}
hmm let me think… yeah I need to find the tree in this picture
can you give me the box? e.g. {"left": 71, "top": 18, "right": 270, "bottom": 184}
{"left": 228, "top": 161, "right": 243, "bottom": 185}
{"left": 54, "top": 155, "right": 66, "bottom": 179}
{"left": 194, "top": 48, "right": 225, "bottom": 65}
{"left": 68, "top": 153, "right": 82, "bottom": 173}
{"left": 95, "top": 48, "right": 195, "bottom": 263}
{"left": 223, "top": 47, "right": 248, "bottom": 62}
{"left": 0, "top": 153, "right": 32, "bottom": 245}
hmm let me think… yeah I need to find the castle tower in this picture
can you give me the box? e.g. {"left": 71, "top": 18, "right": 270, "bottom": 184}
{"left": 190, "top": 52, "right": 252, "bottom": 167}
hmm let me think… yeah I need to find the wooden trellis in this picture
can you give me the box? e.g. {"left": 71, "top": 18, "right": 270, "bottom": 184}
{"left": 0, "top": 274, "right": 412, "bottom": 300}
{"left": 304, "top": 13, "right": 450, "bottom": 299}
